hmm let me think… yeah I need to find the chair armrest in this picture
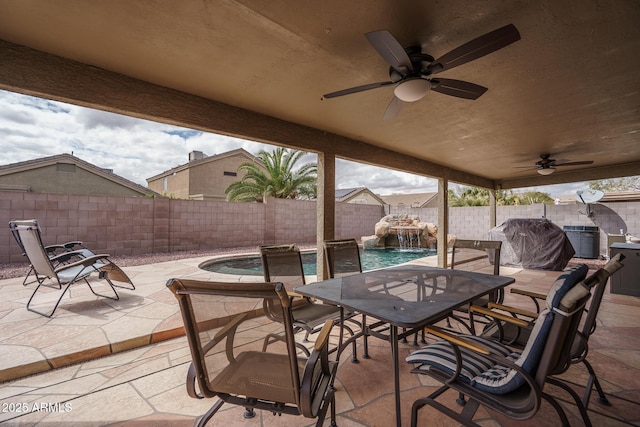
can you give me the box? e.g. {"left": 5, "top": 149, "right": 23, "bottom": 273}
{"left": 470, "top": 305, "right": 532, "bottom": 327}
{"left": 300, "top": 320, "right": 336, "bottom": 418}
{"left": 486, "top": 302, "right": 539, "bottom": 320}
{"left": 53, "top": 253, "right": 112, "bottom": 272}
{"left": 425, "top": 326, "right": 491, "bottom": 355}
{"left": 511, "top": 287, "right": 547, "bottom": 300}
{"left": 186, "top": 363, "right": 204, "bottom": 399}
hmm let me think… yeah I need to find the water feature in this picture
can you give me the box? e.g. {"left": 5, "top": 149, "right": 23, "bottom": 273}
{"left": 200, "top": 247, "right": 435, "bottom": 276}
{"left": 393, "top": 226, "right": 422, "bottom": 251}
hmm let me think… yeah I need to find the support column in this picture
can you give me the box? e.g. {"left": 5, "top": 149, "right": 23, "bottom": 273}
{"left": 437, "top": 177, "right": 449, "bottom": 268}
{"left": 489, "top": 189, "right": 497, "bottom": 229}
{"left": 316, "top": 151, "right": 335, "bottom": 280}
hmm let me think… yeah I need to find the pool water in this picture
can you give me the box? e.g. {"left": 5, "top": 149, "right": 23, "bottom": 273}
{"left": 201, "top": 248, "right": 436, "bottom": 276}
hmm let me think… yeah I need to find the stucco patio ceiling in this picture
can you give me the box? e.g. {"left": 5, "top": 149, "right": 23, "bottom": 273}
{"left": 0, "top": 0, "right": 639, "bottom": 190}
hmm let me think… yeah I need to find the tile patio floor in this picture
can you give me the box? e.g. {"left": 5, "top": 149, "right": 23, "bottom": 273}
{"left": 0, "top": 251, "right": 639, "bottom": 426}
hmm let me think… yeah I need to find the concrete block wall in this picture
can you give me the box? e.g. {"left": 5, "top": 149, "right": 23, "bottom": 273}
{"left": 1, "top": 191, "right": 383, "bottom": 263}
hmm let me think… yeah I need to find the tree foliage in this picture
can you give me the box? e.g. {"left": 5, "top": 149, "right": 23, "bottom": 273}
{"left": 589, "top": 176, "right": 640, "bottom": 192}
{"left": 225, "top": 148, "right": 317, "bottom": 202}
{"left": 448, "top": 187, "right": 553, "bottom": 206}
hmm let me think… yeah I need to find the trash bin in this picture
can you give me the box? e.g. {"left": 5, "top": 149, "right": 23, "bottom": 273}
{"left": 610, "top": 243, "right": 640, "bottom": 296}
{"left": 563, "top": 226, "right": 599, "bottom": 259}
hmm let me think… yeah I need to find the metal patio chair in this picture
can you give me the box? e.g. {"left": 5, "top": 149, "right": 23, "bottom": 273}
{"left": 259, "top": 244, "right": 351, "bottom": 356}
{"left": 10, "top": 219, "right": 134, "bottom": 317}
{"left": 323, "top": 238, "right": 369, "bottom": 362}
{"left": 167, "top": 278, "right": 338, "bottom": 427}
{"left": 406, "top": 263, "right": 595, "bottom": 426}
{"left": 445, "top": 239, "right": 502, "bottom": 334}
{"left": 473, "top": 253, "right": 626, "bottom": 410}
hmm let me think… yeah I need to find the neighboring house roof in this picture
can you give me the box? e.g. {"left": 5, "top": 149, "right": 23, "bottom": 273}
{"left": 146, "top": 148, "right": 258, "bottom": 182}
{"left": 335, "top": 187, "right": 386, "bottom": 205}
{"left": 380, "top": 192, "right": 438, "bottom": 207}
{"left": 0, "top": 153, "right": 156, "bottom": 196}
{"left": 601, "top": 191, "right": 640, "bottom": 202}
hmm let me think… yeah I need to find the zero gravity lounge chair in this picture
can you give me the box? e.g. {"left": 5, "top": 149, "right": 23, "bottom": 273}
{"left": 11, "top": 220, "right": 135, "bottom": 317}
{"left": 9, "top": 219, "right": 93, "bottom": 286}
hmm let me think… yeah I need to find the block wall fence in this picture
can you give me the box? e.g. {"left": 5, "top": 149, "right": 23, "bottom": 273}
{"left": 2, "top": 190, "right": 639, "bottom": 264}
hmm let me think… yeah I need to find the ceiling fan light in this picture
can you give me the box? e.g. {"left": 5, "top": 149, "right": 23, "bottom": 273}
{"left": 537, "top": 167, "right": 555, "bottom": 176}
{"left": 394, "top": 79, "right": 431, "bottom": 102}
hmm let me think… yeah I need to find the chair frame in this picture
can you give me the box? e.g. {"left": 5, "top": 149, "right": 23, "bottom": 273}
{"left": 167, "top": 278, "right": 338, "bottom": 427}
{"left": 10, "top": 220, "right": 134, "bottom": 317}
{"left": 447, "top": 239, "right": 503, "bottom": 335}
{"left": 323, "top": 238, "right": 369, "bottom": 362}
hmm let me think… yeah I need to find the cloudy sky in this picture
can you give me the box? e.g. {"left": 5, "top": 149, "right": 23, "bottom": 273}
{"left": 0, "top": 89, "right": 587, "bottom": 197}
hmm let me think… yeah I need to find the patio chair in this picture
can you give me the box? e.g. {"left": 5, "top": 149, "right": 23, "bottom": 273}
{"left": 166, "top": 278, "right": 338, "bottom": 427}
{"left": 9, "top": 219, "right": 93, "bottom": 286}
{"left": 406, "top": 263, "right": 594, "bottom": 427}
{"left": 446, "top": 239, "right": 503, "bottom": 334}
{"left": 11, "top": 220, "right": 135, "bottom": 317}
{"left": 323, "top": 238, "right": 369, "bottom": 362}
{"left": 259, "top": 244, "right": 353, "bottom": 357}
{"left": 472, "top": 253, "right": 626, "bottom": 409}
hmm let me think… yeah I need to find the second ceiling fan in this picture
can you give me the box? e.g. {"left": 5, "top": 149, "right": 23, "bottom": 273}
{"left": 323, "top": 24, "right": 521, "bottom": 119}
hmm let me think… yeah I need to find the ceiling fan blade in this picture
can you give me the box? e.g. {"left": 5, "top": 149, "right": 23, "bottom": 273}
{"left": 323, "top": 81, "right": 395, "bottom": 99}
{"left": 383, "top": 96, "right": 405, "bottom": 120}
{"left": 430, "top": 78, "right": 487, "bottom": 100}
{"left": 427, "top": 24, "right": 520, "bottom": 75}
{"left": 552, "top": 160, "right": 594, "bottom": 166}
{"left": 365, "top": 30, "right": 413, "bottom": 74}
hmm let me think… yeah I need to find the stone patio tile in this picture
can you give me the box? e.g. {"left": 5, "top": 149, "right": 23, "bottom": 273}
{"left": 99, "top": 354, "right": 171, "bottom": 388}
{"left": 145, "top": 382, "right": 224, "bottom": 418}
{"left": 0, "top": 345, "right": 49, "bottom": 383}
{"left": 100, "top": 313, "right": 161, "bottom": 344}
{"left": 130, "top": 363, "right": 187, "bottom": 399}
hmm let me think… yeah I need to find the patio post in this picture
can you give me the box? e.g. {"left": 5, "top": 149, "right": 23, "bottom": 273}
{"left": 489, "top": 189, "right": 497, "bottom": 228}
{"left": 316, "top": 151, "right": 335, "bottom": 280}
{"left": 437, "top": 177, "right": 449, "bottom": 268}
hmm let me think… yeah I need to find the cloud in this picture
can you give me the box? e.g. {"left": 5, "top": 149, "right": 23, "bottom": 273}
{"left": 0, "top": 89, "right": 585, "bottom": 197}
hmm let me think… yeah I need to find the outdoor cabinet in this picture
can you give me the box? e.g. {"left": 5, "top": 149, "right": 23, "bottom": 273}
{"left": 609, "top": 243, "right": 640, "bottom": 296}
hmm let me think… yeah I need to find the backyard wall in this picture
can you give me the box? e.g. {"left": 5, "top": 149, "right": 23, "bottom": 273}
{"left": 0, "top": 191, "right": 384, "bottom": 263}
{"left": 3, "top": 190, "right": 639, "bottom": 264}
{"left": 391, "top": 202, "right": 640, "bottom": 258}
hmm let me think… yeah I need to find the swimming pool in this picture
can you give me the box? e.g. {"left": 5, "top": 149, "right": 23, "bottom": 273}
{"left": 200, "top": 247, "right": 436, "bottom": 276}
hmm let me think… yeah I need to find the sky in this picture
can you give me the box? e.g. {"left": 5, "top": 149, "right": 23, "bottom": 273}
{"left": 0, "top": 89, "right": 588, "bottom": 197}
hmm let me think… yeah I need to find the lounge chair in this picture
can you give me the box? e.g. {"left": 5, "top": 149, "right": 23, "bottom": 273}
{"left": 472, "top": 253, "right": 626, "bottom": 409}
{"left": 406, "top": 263, "right": 598, "bottom": 426}
{"left": 10, "top": 219, "right": 134, "bottom": 317}
{"left": 167, "top": 278, "right": 338, "bottom": 427}
{"left": 9, "top": 219, "right": 93, "bottom": 286}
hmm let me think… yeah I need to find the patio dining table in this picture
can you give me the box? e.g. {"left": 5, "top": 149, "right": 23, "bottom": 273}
{"left": 295, "top": 264, "right": 515, "bottom": 427}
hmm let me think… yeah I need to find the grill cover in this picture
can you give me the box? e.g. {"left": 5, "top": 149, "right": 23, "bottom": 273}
{"left": 488, "top": 218, "right": 575, "bottom": 270}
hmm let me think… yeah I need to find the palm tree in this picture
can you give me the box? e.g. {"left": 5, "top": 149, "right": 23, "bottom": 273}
{"left": 225, "top": 148, "right": 317, "bottom": 202}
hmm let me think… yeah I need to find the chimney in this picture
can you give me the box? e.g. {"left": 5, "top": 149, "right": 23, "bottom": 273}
{"left": 189, "top": 150, "right": 206, "bottom": 161}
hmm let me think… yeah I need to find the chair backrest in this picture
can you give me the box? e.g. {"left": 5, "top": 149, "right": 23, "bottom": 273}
{"left": 259, "top": 244, "right": 306, "bottom": 291}
{"left": 570, "top": 253, "right": 625, "bottom": 361}
{"left": 472, "top": 264, "right": 590, "bottom": 394}
{"left": 323, "top": 239, "right": 362, "bottom": 278}
{"left": 450, "top": 239, "right": 502, "bottom": 276}
{"left": 167, "top": 278, "right": 319, "bottom": 415}
{"left": 10, "top": 220, "right": 56, "bottom": 278}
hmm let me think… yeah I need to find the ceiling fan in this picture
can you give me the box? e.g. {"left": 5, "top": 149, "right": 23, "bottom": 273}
{"left": 517, "top": 154, "right": 595, "bottom": 175}
{"left": 322, "top": 24, "right": 520, "bottom": 119}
